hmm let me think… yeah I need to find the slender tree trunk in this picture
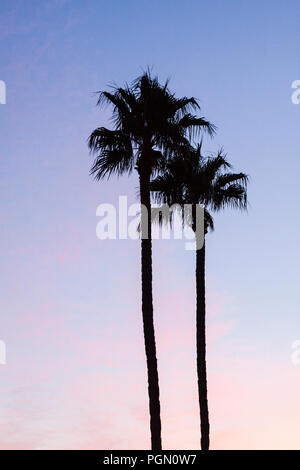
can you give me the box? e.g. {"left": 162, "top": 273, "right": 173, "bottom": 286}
{"left": 196, "top": 240, "right": 210, "bottom": 450}
{"left": 139, "top": 169, "right": 162, "bottom": 450}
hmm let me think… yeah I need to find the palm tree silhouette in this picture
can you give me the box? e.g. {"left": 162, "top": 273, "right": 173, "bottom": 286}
{"left": 151, "top": 143, "right": 248, "bottom": 450}
{"left": 88, "top": 72, "right": 214, "bottom": 449}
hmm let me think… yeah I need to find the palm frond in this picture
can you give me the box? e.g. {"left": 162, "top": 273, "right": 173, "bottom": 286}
{"left": 204, "top": 209, "right": 214, "bottom": 232}
{"left": 88, "top": 128, "right": 133, "bottom": 179}
{"left": 178, "top": 114, "right": 216, "bottom": 139}
{"left": 90, "top": 149, "right": 134, "bottom": 179}
{"left": 212, "top": 184, "right": 248, "bottom": 211}
{"left": 200, "top": 152, "right": 231, "bottom": 184}
{"left": 215, "top": 172, "right": 248, "bottom": 189}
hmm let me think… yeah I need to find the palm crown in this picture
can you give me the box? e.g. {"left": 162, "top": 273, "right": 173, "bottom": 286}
{"left": 88, "top": 72, "right": 215, "bottom": 179}
{"left": 150, "top": 142, "right": 248, "bottom": 232}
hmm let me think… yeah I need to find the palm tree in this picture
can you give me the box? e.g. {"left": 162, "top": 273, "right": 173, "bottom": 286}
{"left": 150, "top": 143, "right": 248, "bottom": 450}
{"left": 88, "top": 72, "right": 215, "bottom": 450}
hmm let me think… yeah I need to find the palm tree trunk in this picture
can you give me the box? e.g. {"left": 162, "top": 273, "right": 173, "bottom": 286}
{"left": 139, "top": 169, "right": 162, "bottom": 450}
{"left": 196, "top": 240, "right": 210, "bottom": 450}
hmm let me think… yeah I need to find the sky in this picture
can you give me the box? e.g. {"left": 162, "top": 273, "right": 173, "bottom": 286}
{"left": 0, "top": 0, "right": 300, "bottom": 450}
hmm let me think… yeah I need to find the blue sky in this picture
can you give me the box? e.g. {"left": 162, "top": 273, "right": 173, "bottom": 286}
{"left": 0, "top": 0, "right": 300, "bottom": 449}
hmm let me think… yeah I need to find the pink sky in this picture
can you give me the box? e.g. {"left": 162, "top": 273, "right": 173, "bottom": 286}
{"left": 1, "top": 275, "right": 299, "bottom": 450}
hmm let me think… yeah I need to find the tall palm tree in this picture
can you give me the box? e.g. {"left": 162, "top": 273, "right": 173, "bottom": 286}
{"left": 88, "top": 72, "right": 214, "bottom": 449}
{"left": 151, "top": 143, "right": 248, "bottom": 450}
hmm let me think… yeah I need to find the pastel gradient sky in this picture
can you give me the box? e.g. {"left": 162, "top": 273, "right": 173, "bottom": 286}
{"left": 0, "top": 0, "right": 300, "bottom": 450}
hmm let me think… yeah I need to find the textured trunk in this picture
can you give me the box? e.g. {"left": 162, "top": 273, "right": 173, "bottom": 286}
{"left": 196, "top": 240, "right": 210, "bottom": 450}
{"left": 139, "top": 169, "right": 162, "bottom": 450}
